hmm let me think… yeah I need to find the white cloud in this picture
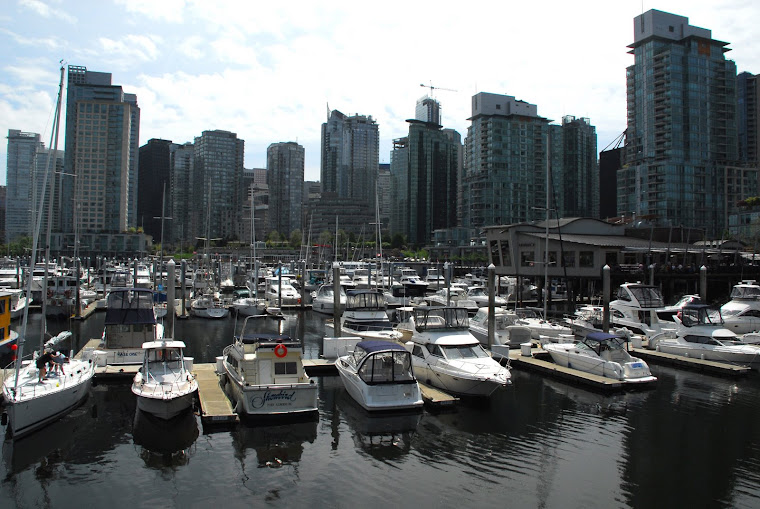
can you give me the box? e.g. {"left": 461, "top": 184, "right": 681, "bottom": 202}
{"left": 0, "top": 28, "right": 59, "bottom": 50}
{"left": 18, "top": 0, "right": 76, "bottom": 23}
{"left": 113, "top": 0, "right": 187, "bottom": 23}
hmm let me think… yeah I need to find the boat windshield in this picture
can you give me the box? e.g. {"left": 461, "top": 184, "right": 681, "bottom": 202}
{"left": 440, "top": 344, "right": 490, "bottom": 360}
{"left": 414, "top": 307, "right": 469, "bottom": 331}
{"left": 347, "top": 291, "right": 386, "bottom": 310}
{"left": 627, "top": 285, "right": 665, "bottom": 308}
{"left": 730, "top": 285, "right": 760, "bottom": 300}
{"left": 681, "top": 306, "right": 724, "bottom": 327}
{"left": 357, "top": 350, "right": 414, "bottom": 383}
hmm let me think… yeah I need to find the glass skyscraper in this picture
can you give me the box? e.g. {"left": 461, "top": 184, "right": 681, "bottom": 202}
{"left": 620, "top": 9, "right": 738, "bottom": 236}
{"left": 5, "top": 130, "right": 42, "bottom": 242}
{"left": 267, "top": 142, "right": 304, "bottom": 236}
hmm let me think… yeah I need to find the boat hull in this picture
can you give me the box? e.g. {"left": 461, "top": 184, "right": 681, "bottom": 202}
{"left": 135, "top": 391, "right": 196, "bottom": 420}
{"left": 411, "top": 361, "right": 507, "bottom": 397}
{"left": 336, "top": 360, "right": 422, "bottom": 411}
{"left": 544, "top": 343, "right": 656, "bottom": 383}
{"left": 223, "top": 373, "right": 318, "bottom": 416}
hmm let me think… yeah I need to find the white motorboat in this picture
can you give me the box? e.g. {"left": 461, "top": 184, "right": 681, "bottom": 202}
{"left": 469, "top": 307, "right": 533, "bottom": 352}
{"left": 311, "top": 284, "right": 346, "bottom": 315}
{"left": 324, "top": 289, "right": 403, "bottom": 342}
{"left": 426, "top": 287, "right": 479, "bottom": 315}
{"left": 466, "top": 286, "right": 507, "bottom": 308}
{"left": 7, "top": 288, "right": 30, "bottom": 320}
{"left": 335, "top": 340, "right": 423, "bottom": 411}
{"left": 424, "top": 268, "right": 446, "bottom": 291}
{"left": 513, "top": 308, "right": 572, "bottom": 340}
{"left": 83, "top": 287, "right": 165, "bottom": 368}
{"left": 658, "top": 294, "right": 701, "bottom": 322}
{"left": 404, "top": 306, "right": 511, "bottom": 397}
{"left": 543, "top": 331, "right": 657, "bottom": 384}
{"left": 565, "top": 305, "right": 604, "bottom": 338}
{"left": 391, "top": 268, "right": 428, "bottom": 298}
{"left": 190, "top": 292, "right": 230, "bottom": 319}
{"left": 131, "top": 340, "right": 198, "bottom": 420}
{"left": 720, "top": 281, "right": 760, "bottom": 334}
{"left": 608, "top": 283, "right": 674, "bottom": 337}
{"left": 264, "top": 276, "right": 302, "bottom": 308}
{"left": 231, "top": 287, "right": 267, "bottom": 317}
{"left": 221, "top": 317, "right": 318, "bottom": 416}
{"left": 649, "top": 304, "right": 760, "bottom": 368}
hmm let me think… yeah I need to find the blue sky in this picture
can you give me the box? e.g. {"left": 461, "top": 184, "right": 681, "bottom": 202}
{"left": 2, "top": 0, "right": 759, "bottom": 185}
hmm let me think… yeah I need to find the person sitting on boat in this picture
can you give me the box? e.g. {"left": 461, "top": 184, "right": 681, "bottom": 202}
{"left": 36, "top": 350, "right": 56, "bottom": 382}
{"left": 52, "top": 350, "right": 66, "bottom": 375}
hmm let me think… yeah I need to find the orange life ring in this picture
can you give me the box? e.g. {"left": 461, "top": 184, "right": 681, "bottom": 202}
{"left": 274, "top": 344, "right": 288, "bottom": 358}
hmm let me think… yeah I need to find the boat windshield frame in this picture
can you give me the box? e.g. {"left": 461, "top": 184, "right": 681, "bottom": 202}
{"left": 729, "top": 284, "right": 760, "bottom": 300}
{"left": 624, "top": 285, "right": 665, "bottom": 308}
{"left": 353, "top": 346, "right": 416, "bottom": 385}
{"left": 413, "top": 307, "right": 470, "bottom": 331}
{"left": 680, "top": 305, "right": 724, "bottom": 327}
{"left": 346, "top": 290, "right": 387, "bottom": 311}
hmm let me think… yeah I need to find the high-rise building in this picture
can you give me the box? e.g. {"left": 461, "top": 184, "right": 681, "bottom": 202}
{"left": 63, "top": 65, "right": 140, "bottom": 234}
{"left": 738, "top": 72, "right": 759, "bottom": 164}
{"left": 267, "top": 142, "right": 304, "bottom": 236}
{"left": 462, "top": 92, "right": 553, "bottom": 230}
{"left": 390, "top": 120, "right": 460, "bottom": 246}
{"left": 0, "top": 186, "right": 6, "bottom": 243}
{"left": 620, "top": 10, "right": 738, "bottom": 235}
{"left": 193, "top": 130, "right": 244, "bottom": 242}
{"left": 5, "top": 130, "right": 42, "bottom": 242}
{"left": 320, "top": 110, "right": 379, "bottom": 213}
{"left": 560, "top": 116, "right": 599, "bottom": 218}
{"left": 137, "top": 139, "right": 172, "bottom": 243}
{"left": 169, "top": 142, "right": 194, "bottom": 246}
{"left": 377, "top": 163, "right": 391, "bottom": 235}
{"left": 415, "top": 96, "right": 441, "bottom": 125}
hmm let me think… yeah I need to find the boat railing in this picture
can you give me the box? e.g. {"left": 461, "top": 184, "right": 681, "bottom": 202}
{"left": 2, "top": 357, "right": 94, "bottom": 401}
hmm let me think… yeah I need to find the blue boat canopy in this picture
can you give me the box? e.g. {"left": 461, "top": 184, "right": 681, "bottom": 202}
{"left": 585, "top": 332, "right": 621, "bottom": 342}
{"left": 356, "top": 340, "right": 407, "bottom": 353}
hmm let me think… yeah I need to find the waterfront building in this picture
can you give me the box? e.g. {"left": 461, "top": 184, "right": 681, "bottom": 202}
{"left": 63, "top": 65, "right": 140, "bottom": 234}
{"left": 738, "top": 72, "right": 759, "bottom": 165}
{"left": 169, "top": 142, "right": 194, "bottom": 246}
{"left": 320, "top": 110, "right": 379, "bottom": 214}
{"left": 267, "top": 142, "right": 304, "bottom": 237}
{"left": 599, "top": 147, "right": 623, "bottom": 220}
{"left": 620, "top": 10, "right": 738, "bottom": 236}
{"left": 415, "top": 95, "right": 441, "bottom": 125}
{"left": 193, "top": 130, "right": 244, "bottom": 242}
{"left": 377, "top": 163, "right": 391, "bottom": 235}
{"left": 32, "top": 148, "right": 64, "bottom": 240}
{"left": 560, "top": 116, "right": 599, "bottom": 218}
{"left": 0, "top": 186, "right": 5, "bottom": 242}
{"left": 389, "top": 116, "right": 460, "bottom": 246}
{"left": 6, "top": 130, "right": 43, "bottom": 242}
{"left": 137, "top": 139, "right": 172, "bottom": 242}
{"left": 462, "top": 92, "right": 554, "bottom": 231}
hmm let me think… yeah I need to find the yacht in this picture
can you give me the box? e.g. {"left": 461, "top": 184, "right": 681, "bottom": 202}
{"left": 424, "top": 268, "right": 446, "bottom": 291}
{"left": 468, "top": 307, "right": 533, "bottom": 354}
{"left": 264, "top": 276, "right": 302, "bottom": 308}
{"left": 311, "top": 284, "right": 346, "bottom": 315}
{"left": 131, "top": 340, "right": 198, "bottom": 420}
{"left": 513, "top": 308, "right": 572, "bottom": 340}
{"left": 466, "top": 286, "right": 507, "bottom": 308}
{"left": 543, "top": 332, "right": 657, "bottom": 384}
{"left": 335, "top": 340, "right": 423, "bottom": 411}
{"left": 220, "top": 317, "right": 318, "bottom": 416}
{"left": 324, "top": 289, "right": 402, "bottom": 342}
{"left": 190, "top": 291, "right": 230, "bottom": 319}
{"left": 404, "top": 306, "right": 511, "bottom": 397}
{"left": 720, "top": 281, "right": 760, "bottom": 334}
{"left": 608, "top": 283, "right": 673, "bottom": 337}
{"left": 391, "top": 268, "right": 429, "bottom": 298}
{"left": 426, "top": 287, "right": 479, "bottom": 315}
{"left": 84, "top": 287, "right": 165, "bottom": 368}
{"left": 231, "top": 295, "right": 267, "bottom": 317}
{"left": 649, "top": 304, "right": 760, "bottom": 368}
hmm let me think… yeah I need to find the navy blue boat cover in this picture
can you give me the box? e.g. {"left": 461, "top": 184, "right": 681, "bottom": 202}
{"left": 104, "top": 288, "right": 158, "bottom": 325}
{"left": 585, "top": 332, "right": 620, "bottom": 342}
{"left": 356, "top": 340, "right": 407, "bottom": 353}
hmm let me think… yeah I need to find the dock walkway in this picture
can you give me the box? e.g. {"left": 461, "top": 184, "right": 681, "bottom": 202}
{"left": 631, "top": 348, "right": 751, "bottom": 377}
{"left": 193, "top": 363, "right": 238, "bottom": 427}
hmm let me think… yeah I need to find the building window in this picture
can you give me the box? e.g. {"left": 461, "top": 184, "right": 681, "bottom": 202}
{"left": 520, "top": 251, "right": 534, "bottom": 267}
{"left": 580, "top": 251, "right": 594, "bottom": 268}
{"left": 563, "top": 252, "right": 575, "bottom": 268}
{"left": 500, "top": 241, "right": 512, "bottom": 267}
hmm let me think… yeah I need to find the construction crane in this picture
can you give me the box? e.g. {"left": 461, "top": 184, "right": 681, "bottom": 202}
{"left": 420, "top": 81, "right": 457, "bottom": 98}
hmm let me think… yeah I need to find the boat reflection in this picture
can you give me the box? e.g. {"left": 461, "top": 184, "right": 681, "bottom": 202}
{"left": 337, "top": 390, "right": 420, "bottom": 462}
{"left": 232, "top": 419, "right": 318, "bottom": 468}
{"left": 542, "top": 378, "right": 652, "bottom": 418}
{"left": 132, "top": 408, "right": 199, "bottom": 469}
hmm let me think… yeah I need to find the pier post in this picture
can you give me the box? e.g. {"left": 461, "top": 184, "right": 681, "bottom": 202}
{"left": 181, "top": 259, "right": 187, "bottom": 316}
{"left": 603, "top": 265, "right": 610, "bottom": 332}
{"left": 333, "top": 262, "right": 341, "bottom": 336}
{"left": 649, "top": 264, "right": 655, "bottom": 286}
{"left": 444, "top": 262, "right": 451, "bottom": 306}
{"left": 301, "top": 260, "right": 306, "bottom": 309}
{"left": 700, "top": 265, "right": 707, "bottom": 302}
{"left": 278, "top": 260, "right": 283, "bottom": 309}
{"left": 75, "top": 257, "right": 81, "bottom": 318}
{"left": 487, "top": 264, "right": 496, "bottom": 348}
{"left": 167, "top": 259, "right": 175, "bottom": 338}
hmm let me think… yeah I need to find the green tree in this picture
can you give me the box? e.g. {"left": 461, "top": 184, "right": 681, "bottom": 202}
{"left": 318, "top": 230, "right": 333, "bottom": 246}
{"left": 266, "top": 230, "right": 282, "bottom": 247}
{"left": 289, "top": 229, "right": 303, "bottom": 249}
{"left": 391, "top": 233, "right": 405, "bottom": 250}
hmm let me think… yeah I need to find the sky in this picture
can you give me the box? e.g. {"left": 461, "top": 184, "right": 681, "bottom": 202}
{"left": 2, "top": 0, "right": 759, "bottom": 186}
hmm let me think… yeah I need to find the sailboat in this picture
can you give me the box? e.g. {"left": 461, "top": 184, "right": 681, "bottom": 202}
{"left": 232, "top": 204, "right": 266, "bottom": 316}
{"left": 1, "top": 65, "right": 95, "bottom": 438}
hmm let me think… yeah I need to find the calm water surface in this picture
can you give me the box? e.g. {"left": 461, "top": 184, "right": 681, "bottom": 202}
{"left": 3, "top": 309, "right": 760, "bottom": 508}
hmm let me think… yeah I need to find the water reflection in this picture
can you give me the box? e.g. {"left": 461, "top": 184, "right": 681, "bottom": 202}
{"left": 231, "top": 419, "right": 317, "bottom": 468}
{"left": 132, "top": 409, "right": 198, "bottom": 469}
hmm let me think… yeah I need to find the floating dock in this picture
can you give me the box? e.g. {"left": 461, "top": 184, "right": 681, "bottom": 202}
{"left": 193, "top": 363, "right": 238, "bottom": 428}
{"left": 631, "top": 348, "right": 751, "bottom": 377}
{"left": 73, "top": 300, "right": 100, "bottom": 320}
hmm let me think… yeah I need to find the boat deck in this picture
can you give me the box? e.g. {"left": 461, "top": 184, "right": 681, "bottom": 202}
{"left": 630, "top": 348, "right": 751, "bottom": 377}
{"left": 193, "top": 363, "right": 238, "bottom": 428}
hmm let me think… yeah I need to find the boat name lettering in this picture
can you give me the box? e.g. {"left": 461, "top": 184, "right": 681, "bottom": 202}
{"left": 116, "top": 351, "right": 140, "bottom": 357}
{"left": 251, "top": 390, "right": 297, "bottom": 409}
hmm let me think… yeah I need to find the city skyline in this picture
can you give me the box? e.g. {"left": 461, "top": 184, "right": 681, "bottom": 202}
{"left": 2, "top": 1, "right": 759, "bottom": 185}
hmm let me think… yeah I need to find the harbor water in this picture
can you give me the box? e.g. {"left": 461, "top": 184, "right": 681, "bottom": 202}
{"left": 3, "top": 309, "right": 760, "bottom": 508}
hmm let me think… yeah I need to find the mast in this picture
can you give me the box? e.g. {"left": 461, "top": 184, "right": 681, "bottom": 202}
{"left": 14, "top": 64, "right": 64, "bottom": 390}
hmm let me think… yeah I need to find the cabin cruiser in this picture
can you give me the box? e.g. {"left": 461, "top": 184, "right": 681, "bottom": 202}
{"left": 311, "top": 284, "right": 346, "bottom": 315}
{"left": 469, "top": 307, "right": 532, "bottom": 354}
{"left": 231, "top": 295, "right": 267, "bottom": 317}
{"left": 649, "top": 304, "right": 760, "bottom": 368}
{"left": 424, "top": 268, "right": 446, "bottom": 291}
{"left": 513, "top": 308, "right": 572, "bottom": 340}
{"left": 83, "top": 287, "right": 165, "bottom": 368}
{"left": 324, "top": 289, "right": 402, "bottom": 341}
{"left": 404, "top": 306, "right": 511, "bottom": 397}
{"left": 132, "top": 340, "right": 198, "bottom": 419}
{"left": 608, "top": 282, "right": 674, "bottom": 337}
{"left": 720, "top": 281, "right": 760, "bottom": 335}
{"left": 190, "top": 291, "right": 230, "bottom": 319}
{"left": 220, "top": 317, "right": 318, "bottom": 416}
{"left": 264, "top": 276, "right": 302, "bottom": 308}
{"left": 426, "top": 287, "right": 479, "bottom": 315}
{"left": 391, "top": 268, "right": 429, "bottom": 298}
{"left": 658, "top": 294, "right": 702, "bottom": 322}
{"left": 565, "top": 305, "right": 604, "bottom": 338}
{"left": 543, "top": 332, "right": 657, "bottom": 384}
{"left": 466, "top": 286, "right": 507, "bottom": 308}
{"left": 335, "top": 340, "right": 423, "bottom": 411}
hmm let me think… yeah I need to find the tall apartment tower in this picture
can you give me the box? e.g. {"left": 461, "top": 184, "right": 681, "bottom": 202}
{"left": 620, "top": 10, "right": 738, "bottom": 235}
{"left": 192, "top": 130, "right": 244, "bottom": 242}
{"left": 267, "top": 142, "right": 304, "bottom": 236}
{"left": 390, "top": 120, "right": 460, "bottom": 246}
{"left": 415, "top": 96, "right": 441, "bottom": 125}
{"left": 169, "top": 142, "right": 194, "bottom": 245}
{"left": 137, "top": 139, "right": 172, "bottom": 243}
{"left": 560, "top": 116, "right": 599, "bottom": 218}
{"left": 738, "top": 72, "right": 759, "bottom": 164}
{"left": 321, "top": 111, "right": 379, "bottom": 213}
{"left": 63, "top": 65, "right": 140, "bottom": 234}
{"left": 5, "top": 130, "right": 43, "bottom": 242}
{"left": 462, "top": 92, "right": 553, "bottom": 230}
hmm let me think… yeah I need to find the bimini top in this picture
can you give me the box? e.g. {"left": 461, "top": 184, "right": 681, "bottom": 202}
{"left": 104, "top": 287, "right": 157, "bottom": 325}
{"left": 236, "top": 332, "right": 292, "bottom": 345}
{"left": 355, "top": 340, "right": 407, "bottom": 353}
{"left": 585, "top": 332, "right": 622, "bottom": 343}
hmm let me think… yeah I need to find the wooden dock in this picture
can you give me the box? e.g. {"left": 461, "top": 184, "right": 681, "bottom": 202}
{"left": 193, "top": 363, "right": 238, "bottom": 428}
{"left": 73, "top": 300, "right": 100, "bottom": 320}
{"left": 631, "top": 348, "right": 751, "bottom": 377}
